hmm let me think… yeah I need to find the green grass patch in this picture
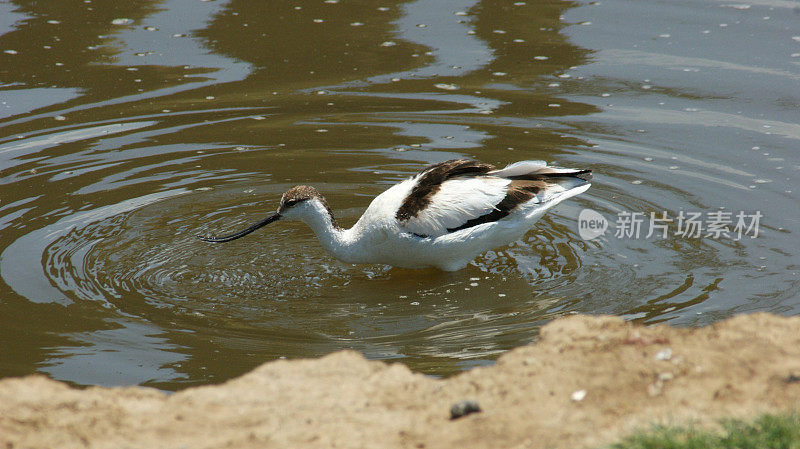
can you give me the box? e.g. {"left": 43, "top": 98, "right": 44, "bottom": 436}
{"left": 609, "top": 412, "right": 800, "bottom": 449}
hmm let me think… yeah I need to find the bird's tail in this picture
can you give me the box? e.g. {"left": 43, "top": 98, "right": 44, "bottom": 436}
{"left": 491, "top": 160, "right": 591, "bottom": 179}
{"left": 490, "top": 160, "right": 592, "bottom": 200}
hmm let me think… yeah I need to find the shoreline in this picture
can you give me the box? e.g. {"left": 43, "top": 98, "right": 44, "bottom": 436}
{"left": 3, "top": 313, "right": 800, "bottom": 449}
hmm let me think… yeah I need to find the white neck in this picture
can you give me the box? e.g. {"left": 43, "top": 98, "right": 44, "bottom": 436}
{"left": 296, "top": 199, "right": 366, "bottom": 264}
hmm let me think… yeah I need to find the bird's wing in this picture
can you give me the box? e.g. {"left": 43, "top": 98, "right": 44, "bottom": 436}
{"left": 395, "top": 160, "right": 592, "bottom": 237}
{"left": 398, "top": 177, "right": 512, "bottom": 237}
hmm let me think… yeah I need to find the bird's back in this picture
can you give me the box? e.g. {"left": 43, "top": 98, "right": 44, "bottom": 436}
{"left": 347, "top": 160, "right": 592, "bottom": 270}
{"left": 394, "top": 159, "right": 590, "bottom": 237}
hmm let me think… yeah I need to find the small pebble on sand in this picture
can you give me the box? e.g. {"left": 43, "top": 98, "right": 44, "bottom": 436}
{"left": 571, "top": 389, "right": 587, "bottom": 402}
{"left": 450, "top": 400, "right": 481, "bottom": 419}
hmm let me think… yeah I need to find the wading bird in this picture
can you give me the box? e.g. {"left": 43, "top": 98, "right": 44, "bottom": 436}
{"left": 199, "top": 159, "right": 592, "bottom": 271}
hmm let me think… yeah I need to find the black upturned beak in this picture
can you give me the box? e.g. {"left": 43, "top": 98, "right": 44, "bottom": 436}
{"left": 198, "top": 212, "right": 281, "bottom": 242}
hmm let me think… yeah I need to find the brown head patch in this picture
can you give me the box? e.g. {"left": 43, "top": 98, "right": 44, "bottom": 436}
{"left": 279, "top": 185, "right": 339, "bottom": 229}
{"left": 396, "top": 159, "right": 495, "bottom": 222}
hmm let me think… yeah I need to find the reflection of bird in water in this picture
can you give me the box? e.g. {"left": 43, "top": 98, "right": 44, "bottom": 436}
{"left": 199, "top": 159, "right": 592, "bottom": 271}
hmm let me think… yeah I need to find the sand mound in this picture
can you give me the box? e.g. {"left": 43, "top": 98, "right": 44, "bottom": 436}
{"left": 3, "top": 313, "right": 800, "bottom": 448}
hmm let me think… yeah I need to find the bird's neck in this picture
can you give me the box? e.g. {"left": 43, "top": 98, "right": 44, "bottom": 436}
{"left": 300, "top": 200, "right": 364, "bottom": 263}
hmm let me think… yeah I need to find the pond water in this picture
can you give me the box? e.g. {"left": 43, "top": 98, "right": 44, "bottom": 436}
{"left": 0, "top": 0, "right": 798, "bottom": 390}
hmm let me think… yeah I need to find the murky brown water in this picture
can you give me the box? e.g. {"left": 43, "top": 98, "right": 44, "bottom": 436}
{"left": 1, "top": 0, "right": 798, "bottom": 390}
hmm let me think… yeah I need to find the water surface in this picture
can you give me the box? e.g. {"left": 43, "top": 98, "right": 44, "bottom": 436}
{"left": 0, "top": 0, "right": 798, "bottom": 390}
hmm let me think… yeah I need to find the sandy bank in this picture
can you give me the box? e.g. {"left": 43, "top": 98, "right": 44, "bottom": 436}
{"left": 2, "top": 313, "right": 800, "bottom": 449}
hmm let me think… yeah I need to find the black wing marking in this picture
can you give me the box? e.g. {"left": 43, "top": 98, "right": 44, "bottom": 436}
{"left": 395, "top": 159, "right": 495, "bottom": 222}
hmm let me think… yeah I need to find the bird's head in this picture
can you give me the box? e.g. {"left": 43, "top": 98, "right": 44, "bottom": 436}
{"left": 198, "top": 185, "right": 334, "bottom": 243}
{"left": 276, "top": 185, "right": 322, "bottom": 220}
